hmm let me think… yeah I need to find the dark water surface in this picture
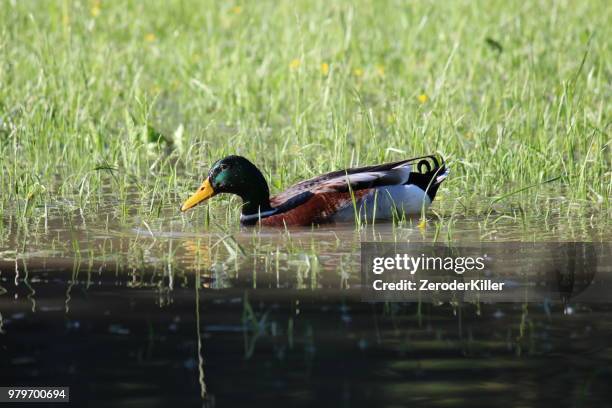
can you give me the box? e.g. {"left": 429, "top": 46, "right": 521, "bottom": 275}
{"left": 2, "top": 275, "right": 612, "bottom": 407}
{"left": 1, "top": 205, "right": 611, "bottom": 407}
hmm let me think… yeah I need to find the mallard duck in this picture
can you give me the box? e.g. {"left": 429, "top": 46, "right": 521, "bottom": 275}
{"left": 180, "top": 155, "right": 448, "bottom": 226}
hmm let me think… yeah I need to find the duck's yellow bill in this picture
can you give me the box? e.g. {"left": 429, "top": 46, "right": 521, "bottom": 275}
{"left": 181, "top": 178, "right": 215, "bottom": 212}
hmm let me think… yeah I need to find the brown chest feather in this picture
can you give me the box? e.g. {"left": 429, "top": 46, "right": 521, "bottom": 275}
{"left": 261, "top": 189, "right": 371, "bottom": 227}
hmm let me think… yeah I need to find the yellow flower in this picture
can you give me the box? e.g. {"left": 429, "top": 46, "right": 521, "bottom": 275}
{"left": 90, "top": 0, "right": 101, "bottom": 17}
{"left": 320, "top": 62, "right": 329, "bottom": 76}
{"left": 375, "top": 64, "right": 385, "bottom": 77}
{"left": 145, "top": 33, "right": 156, "bottom": 42}
{"left": 418, "top": 218, "right": 427, "bottom": 231}
{"left": 417, "top": 94, "right": 428, "bottom": 104}
{"left": 353, "top": 67, "right": 364, "bottom": 77}
{"left": 289, "top": 58, "right": 301, "bottom": 70}
{"left": 230, "top": 5, "right": 242, "bottom": 14}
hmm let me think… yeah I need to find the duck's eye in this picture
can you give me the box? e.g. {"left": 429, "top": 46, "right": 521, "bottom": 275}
{"left": 219, "top": 164, "right": 229, "bottom": 171}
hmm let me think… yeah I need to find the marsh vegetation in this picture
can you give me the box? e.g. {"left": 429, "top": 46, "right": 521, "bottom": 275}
{"left": 0, "top": 0, "right": 611, "bottom": 406}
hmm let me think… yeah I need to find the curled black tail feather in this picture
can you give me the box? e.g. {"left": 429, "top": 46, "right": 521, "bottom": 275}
{"left": 407, "top": 155, "right": 448, "bottom": 201}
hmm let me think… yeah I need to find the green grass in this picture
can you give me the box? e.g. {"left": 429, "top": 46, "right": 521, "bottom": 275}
{"left": 0, "top": 0, "right": 610, "bottom": 235}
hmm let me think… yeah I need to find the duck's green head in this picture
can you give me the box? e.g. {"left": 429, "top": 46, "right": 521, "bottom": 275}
{"left": 180, "top": 155, "right": 271, "bottom": 215}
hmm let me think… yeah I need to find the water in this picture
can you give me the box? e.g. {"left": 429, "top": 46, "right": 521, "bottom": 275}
{"left": 1, "top": 198, "right": 611, "bottom": 407}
